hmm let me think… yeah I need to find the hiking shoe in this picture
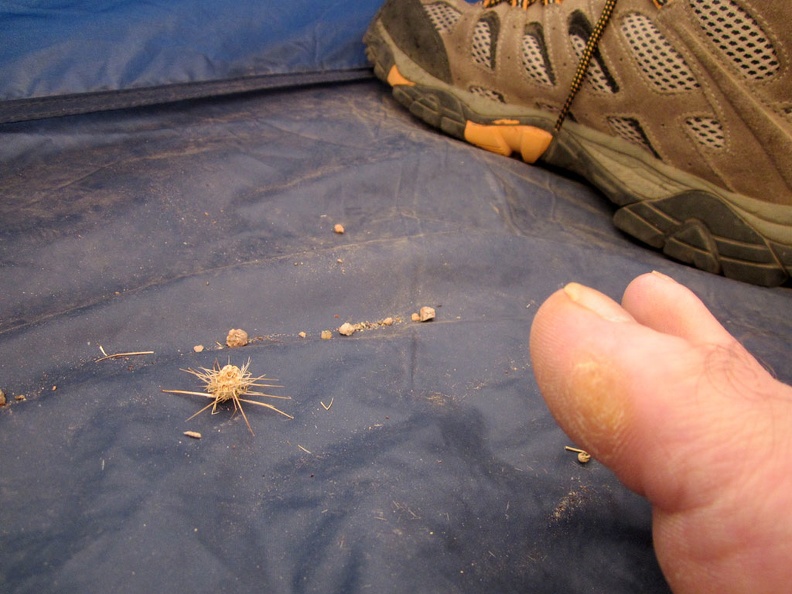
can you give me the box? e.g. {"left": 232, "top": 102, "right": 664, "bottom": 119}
{"left": 364, "top": 0, "right": 792, "bottom": 286}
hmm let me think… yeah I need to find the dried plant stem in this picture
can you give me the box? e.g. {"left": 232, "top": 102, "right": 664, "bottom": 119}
{"left": 96, "top": 345, "right": 154, "bottom": 362}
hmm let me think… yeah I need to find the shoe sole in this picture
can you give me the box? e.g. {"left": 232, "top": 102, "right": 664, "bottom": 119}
{"left": 364, "top": 18, "right": 792, "bottom": 287}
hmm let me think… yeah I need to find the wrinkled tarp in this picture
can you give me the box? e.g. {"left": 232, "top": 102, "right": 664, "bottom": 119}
{"left": 2, "top": 80, "right": 791, "bottom": 593}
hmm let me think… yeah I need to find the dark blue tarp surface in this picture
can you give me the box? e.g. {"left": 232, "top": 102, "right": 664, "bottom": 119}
{"left": 1, "top": 3, "right": 791, "bottom": 593}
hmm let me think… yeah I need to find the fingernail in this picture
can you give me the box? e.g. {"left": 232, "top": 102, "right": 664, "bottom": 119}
{"left": 651, "top": 270, "right": 678, "bottom": 283}
{"left": 563, "top": 282, "right": 633, "bottom": 323}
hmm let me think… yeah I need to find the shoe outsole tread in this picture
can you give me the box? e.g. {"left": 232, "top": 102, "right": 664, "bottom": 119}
{"left": 364, "top": 17, "right": 792, "bottom": 287}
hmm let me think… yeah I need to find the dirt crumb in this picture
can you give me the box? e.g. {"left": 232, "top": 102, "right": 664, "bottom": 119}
{"left": 321, "top": 330, "right": 333, "bottom": 340}
{"left": 337, "top": 317, "right": 400, "bottom": 337}
{"left": 0, "top": 389, "right": 5, "bottom": 407}
{"left": 193, "top": 345, "right": 205, "bottom": 353}
{"left": 419, "top": 307, "right": 436, "bottom": 321}
{"left": 226, "top": 328, "right": 249, "bottom": 348}
{"left": 411, "top": 307, "right": 436, "bottom": 322}
{"left": 183, "top": 431, "right": 202, "bottom": 439}
{"left": 334, "top": 224, "right": 345, "bottom": 234}
{"left": 338, "top": 322, "right": 357, "bottom": 336}
{"left": 298, "top": 332, "right": 307, "bottom": 338}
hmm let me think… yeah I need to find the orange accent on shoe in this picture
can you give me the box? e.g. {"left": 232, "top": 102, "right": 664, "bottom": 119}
{"left": 464, "top": 122, "right": 553, "bottom": 163}
{"left": 386, "top": 65, "right": 415, "bottom": 87}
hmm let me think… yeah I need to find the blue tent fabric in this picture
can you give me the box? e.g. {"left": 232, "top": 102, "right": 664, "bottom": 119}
{"left": 0, "top": 0, "right": 380, "bottom": 122}
{"left": 1, "top": 3, "right": 791, "bottom": 593}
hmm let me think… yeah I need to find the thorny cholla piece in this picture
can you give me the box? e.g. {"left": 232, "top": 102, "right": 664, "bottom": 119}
{"left": 162, "top": 358, "right": 292, "bottom": 435}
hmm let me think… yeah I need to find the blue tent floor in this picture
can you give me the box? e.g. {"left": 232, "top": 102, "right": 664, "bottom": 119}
{"left": 2, "top": 80, "right": 790, "bottom": 592}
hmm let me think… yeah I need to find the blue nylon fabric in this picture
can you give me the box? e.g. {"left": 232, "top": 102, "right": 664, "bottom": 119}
{"left": 1, "top": 82, "right": 674, "bottom": 592}
{"left": 0, "top": 0, "right": 381, "bottom": 102}
{"left": 2, "top": 81, "right": 791, "bottom": 592}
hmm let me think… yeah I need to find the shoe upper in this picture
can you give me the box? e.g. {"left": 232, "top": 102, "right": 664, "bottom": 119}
{"left": 378, "top": 0, "right": 792, "bottom": 207}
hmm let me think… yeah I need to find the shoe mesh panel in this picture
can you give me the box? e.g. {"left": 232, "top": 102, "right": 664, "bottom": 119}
{"left": 471, "top": 19, "right": 494, "bottom": 68}
{"left": 521, "top": 26, "right": 555, "bottom": 86}
{"left": 424, "top": 2, "right": 462, "bottom": 33}
{"left": 607, "top": 116, "right": 658, "bottom": 157}
{"left": 622, "top": 13, "right": 699, "bottom": 92}
{"left": 686, "top": 117, "right": 725, "bottom": 150}
{"left": 690, "top": 0, "right": 779, "bottom": 81}
{"left": 568, "top": 10, "right": 620, "bottom": 95}
{"left": 570, "top": 33, "right": 617, "bottom": 93}
{"left": 469, "top": 86, "right": 505, "bottom": 102}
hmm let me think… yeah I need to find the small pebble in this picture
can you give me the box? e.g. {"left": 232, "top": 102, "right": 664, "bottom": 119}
{"left": 419, "top": 306, "right": 436, "bottom": 322}
{"left": 334, "top": 224, "right": 345, "bottom": 234}
{"left": 338, "top": 322, "right": 356, "bottom": 336}
{"left": 193, "top": 345, "right": 205, "bottom": 353}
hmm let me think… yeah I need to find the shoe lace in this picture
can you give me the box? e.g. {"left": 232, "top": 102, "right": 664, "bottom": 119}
{"left": 482, "top": 0, "right": 556, "bottom": 8}
{"left": 481, "top": 0, "right": 621, "bottom": 134}
{"left": 554, "top": 0, "right": 618, "bottom": 132}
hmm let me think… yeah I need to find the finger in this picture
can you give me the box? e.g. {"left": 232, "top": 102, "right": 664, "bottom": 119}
{"left": 621, "top": 271, "right": 737, "bottom": 348}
